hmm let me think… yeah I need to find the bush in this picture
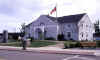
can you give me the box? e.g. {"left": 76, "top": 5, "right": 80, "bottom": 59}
{"left": 64, "top": 41, "right": 78, "bottom": 48}
{"left": 57, "top": 34, "right": 65, "bottom": 41}
{"left": 29, "top": 37, "right": 34, "bottom": 43}
{"left": 64, "top": 42, "right": 70, "bottom": 48}
{"left": 45, "top": 37, "right": 55, "bottom": 40}
{"left": 75, "top": 42, "right": 81, "bottom": 47}
{"left": 96, "top": 40, "right": 100, "bottom": 47}
{"left": 8, "top": 39, "right": 18, "bottom": 42}
{"left": 68, "top": 39, "right": 77, "bottom": 42}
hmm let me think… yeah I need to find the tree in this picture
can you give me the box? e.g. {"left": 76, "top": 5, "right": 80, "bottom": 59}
{"left": 94, "top": 20, "right": 100, "bottom": 33}
{"left": 20, "top": 23, "right": 26, "bottom": 37}
{"left": 57, "top": 34, "right": 65, "bottom": 41}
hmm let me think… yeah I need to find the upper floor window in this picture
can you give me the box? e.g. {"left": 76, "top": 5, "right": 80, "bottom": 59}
{"left": 67, "top": 24, "right": 71, "bottom": 27}
{"left": 40, "top": 22, "right": 45, "bottom": 26}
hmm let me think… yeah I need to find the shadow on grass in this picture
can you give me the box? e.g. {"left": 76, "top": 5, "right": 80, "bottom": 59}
{"left": 0, "top": 40, "right": 57, "bottom": 47}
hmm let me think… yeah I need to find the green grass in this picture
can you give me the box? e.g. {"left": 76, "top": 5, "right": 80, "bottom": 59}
{"left": 0, "top": 40, "right": 57, "bottom": 47}
{"left": 0, "top": 42, "right": 21, "bottom": 47}
{"left": 29, "top": 41, "right": 56, "bottom": 47}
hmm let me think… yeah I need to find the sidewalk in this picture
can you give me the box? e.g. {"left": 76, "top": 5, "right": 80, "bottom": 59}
{"left": 0, "top": 46, "right": 98, "bottom": 56}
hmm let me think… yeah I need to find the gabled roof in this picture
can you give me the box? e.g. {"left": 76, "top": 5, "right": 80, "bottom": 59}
{"left": 47, "top": 13, "right": 86, "bottom": 23}
{"left": 26, "top": 13, "right": 86, "bottom": 27}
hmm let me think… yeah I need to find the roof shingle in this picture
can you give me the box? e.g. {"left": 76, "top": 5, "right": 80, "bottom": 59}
{"left": 47, "top": 13, "right": 86, "bottom": 23}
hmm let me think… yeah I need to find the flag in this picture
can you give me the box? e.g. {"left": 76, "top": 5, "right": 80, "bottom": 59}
{"left": 50, "top": 6, "right": 56, "bottom": 14}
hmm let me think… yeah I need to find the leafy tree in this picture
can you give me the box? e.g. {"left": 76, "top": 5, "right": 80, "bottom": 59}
{"left": 94, "top": 20, "right": 100, "bottom": 33}
{"left": 57, "top": 34, "right": 65, "bottom": 41}
{"left": 20, "top": 23, "right": 26, "bottom": 37}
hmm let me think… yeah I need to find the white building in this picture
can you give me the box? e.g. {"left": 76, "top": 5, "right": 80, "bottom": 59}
{"left": 25, "top": 13, "right": 94, "bottom": 41}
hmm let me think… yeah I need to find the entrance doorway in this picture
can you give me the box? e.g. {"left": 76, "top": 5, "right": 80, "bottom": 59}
{"left": 35, "top": 28, "right": 43, "bottom": 40}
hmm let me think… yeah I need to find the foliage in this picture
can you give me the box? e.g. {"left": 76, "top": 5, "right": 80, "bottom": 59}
{"left": 20, "top": 23, "right": 26, "bottom": 37}
{"left": 75, "top": 42, "right": 81, "bottom": 47}
{"left": 57, "top": 34, "right": 65, "bottom": 41}
{"left": 8, "top": 39, "right": 18, "bottom": 42}
{"left": 64, "top": 41, "right": 78, "bottom": 48}
{"left": 94, "top": 20, "right": 100, "bottom": 33}
{"left": 45, "top": 37, "right": 55, "bottom": 40}
{"left": 68, "top": 39, "right": 77, "bottom": 42}
{"left": 29, "top": 37, "right": 34, "bottom": 43}
{"left": 8, "top": 33, "right": 21, "bottom": 40}
{"left": 96, "top": 40, "right": 100, "bottom": 47}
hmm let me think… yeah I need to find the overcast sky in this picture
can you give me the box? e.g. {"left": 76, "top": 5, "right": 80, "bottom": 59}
{"left": 0, "top": 0, "right": 98, "bottom": 32}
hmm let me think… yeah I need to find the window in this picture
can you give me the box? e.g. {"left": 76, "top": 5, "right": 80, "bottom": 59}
{"left": 86, "top": 25, "right": 88, "bottom": 27}
{"left": 67, "top": 32, "right": 71, "bottom": 38}
{"left": 40, "top": 22, "right": 45, "bottom": 26}
{"left": 68, "top": 24, "right": 71, "bottom": 27}
{"left": 86, "top": 34, "right": 88, "bottom": 38}
{"left": 81, "top": 32, "right": 83, "bottom": 37}
{"left": 44, "top": 29, "right": 47, "bottom": 38}
{"left": 81, "top": 24, "right": 83, "bottom": 27}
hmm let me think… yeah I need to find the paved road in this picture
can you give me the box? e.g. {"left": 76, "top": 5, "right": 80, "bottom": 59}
{"left": 0, "top": 50, "right": 97, "bottom": 60}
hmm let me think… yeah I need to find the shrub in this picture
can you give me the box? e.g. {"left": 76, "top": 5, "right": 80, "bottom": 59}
{"left": 64, "top": 42, "right": 70, "bottom": 48}
{"left": 68, "top": 39, "right": 77, "bottom": 42}
{"left": 64, "top": 41, "right": 78, "bottom": 48}
{"left": 96, "top": 40, "right": 100, "bottom": 47}
{"left": 75, "top": 42, "right": 81, "bottom": 47}
{"left": 57, "top": 34, "right": 65, "bottom": 41}
{"left": 45, "top": 37, "right": 55, "bottom": 40}
{"left": 29, "top": 37, "right": 34, "bottom": 43}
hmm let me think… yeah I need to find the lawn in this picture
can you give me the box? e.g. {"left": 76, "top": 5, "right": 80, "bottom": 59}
{"left": 0, "top": 40, "right": 57, "bottom": 47}
{"left": 29, "top": 41, "right": 57, "bottom": 47}
{"left": 0, "top": 42, "right": 21, "bottom": 47}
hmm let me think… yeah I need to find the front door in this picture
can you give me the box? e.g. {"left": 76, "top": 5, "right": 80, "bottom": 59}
{"left": 35, "top": 28, "right": 43, "bottom": 40}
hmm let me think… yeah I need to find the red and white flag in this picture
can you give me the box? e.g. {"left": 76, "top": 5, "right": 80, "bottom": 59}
{"left": 50, "top": 6, "right": 56, "bottom": 14}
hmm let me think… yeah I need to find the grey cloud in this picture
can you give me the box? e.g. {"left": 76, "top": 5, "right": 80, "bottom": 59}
{"left": 0, "top": 0, "right": 44, "bottom": 16}
{"left": 0, "top": 0, "right": 98, "bottom": 32}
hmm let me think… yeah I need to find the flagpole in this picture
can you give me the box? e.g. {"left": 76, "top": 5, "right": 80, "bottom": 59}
{"left": 56, "top": 3, "right": 57, "bottom": 20}
{"left": 56, "top": 3, "right": 59, "bottom": 40}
